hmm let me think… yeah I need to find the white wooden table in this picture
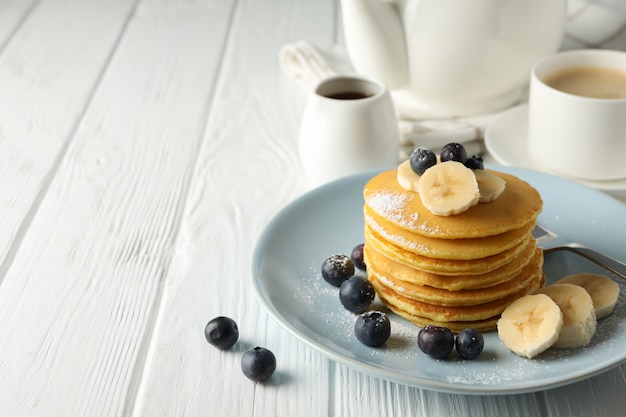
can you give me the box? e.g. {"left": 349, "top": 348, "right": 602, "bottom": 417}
{"left": 1, "top": 1, "right": 625, "bottom": 416}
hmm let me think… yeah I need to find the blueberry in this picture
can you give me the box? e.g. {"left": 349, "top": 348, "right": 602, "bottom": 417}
{"left": 417, "top": 324, "right": 454, "bottom": 359}
{"left": 204, "top": 316, "right": 239, "bottom": 350}
{"left": 241, "top": 347, "right": 276, "bottom": 382}
{"left": 321, "top": 254, "right": 355, "bottom": 287}
{"left": 464, "top": 156, "right": 484, "bottom": 170}
{"left": 354, "top": 311, "right": 391, "bottom": 347}
{"left": 339, "top": 276, "right": 375, "bottom": 313}
{"left": 351, "top": 243, "right": 366, "bottom": 271}
{"left": 440, "top": 143, "right": 468, "bottom": 163}
{"left": 455, "top": 328, "right": 484, "bottom": 360}
{"left": 409, "top": 147, "right": 438, "bottom": 175}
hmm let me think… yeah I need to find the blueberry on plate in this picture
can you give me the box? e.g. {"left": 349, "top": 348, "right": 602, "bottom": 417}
{"left": 464, "top": 155, "right": 484, "bottom": 170}
{"left": 321, "top": 254, "right": 355, "bottom": 287}
{"left": 351, "top": 243, "right": 366, "bottom": 271}
{"left": 417, "top": 324, "right": 454, "bottom": 359}
{"left": 455, "top": 328, "right": 484, "bottom": 360}
{"left": 339, "top": 276, "right": 375, "bottom": 314}
{"left": 355, "top": 311, "right": 391, "bottom": 347}
{"left": 409, "top": 147, "right": 438, "bottom": 175}
{"left": 241, "top": 347, "right": 276, "bottom": 382}
{"left": 440, "top": 143, "right": 468, "bottom": 163}
{"left": 204, "top": 316, "right": 239, "bottom": 350}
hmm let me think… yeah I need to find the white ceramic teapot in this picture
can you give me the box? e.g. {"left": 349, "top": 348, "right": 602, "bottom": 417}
{"left": 341, "top": 0, "right": 566, "bottom": 117}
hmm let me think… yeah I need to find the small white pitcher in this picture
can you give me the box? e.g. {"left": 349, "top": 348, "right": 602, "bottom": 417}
{"left": 298, "top": 75, "right": 400, "bottom": 184}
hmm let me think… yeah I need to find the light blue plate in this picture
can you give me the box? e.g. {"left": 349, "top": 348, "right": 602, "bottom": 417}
{"left": 251, "top": 166, "right": 626, "bottom": 395}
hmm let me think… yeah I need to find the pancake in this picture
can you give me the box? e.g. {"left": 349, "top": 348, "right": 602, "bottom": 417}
{"left": 364, "top": 204, "right": 534, "bottom": 260}
{"left": 371, "top": 273, "right": 546, "bottom": 332}
{"left": 363, "top": 240, "right": 538, "bottom": 290}
{"left": 394, "top": 312, "right": 501, "bottom": 332}
{"left": 367, "top": 247, "right": 544, "bottom": 306}
{"left": 363, "top": 169, "right": 542, "bottom": 239}
{"left": 365, "top": 224, "right": 534, "bottom": 275}
{"left": 361, "top": 164, "right": 544, "bottom": 332}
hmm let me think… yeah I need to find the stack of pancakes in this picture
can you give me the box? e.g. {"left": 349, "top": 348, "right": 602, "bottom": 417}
{"left": 363, "top": 169, "right": 544, "bottom": 332}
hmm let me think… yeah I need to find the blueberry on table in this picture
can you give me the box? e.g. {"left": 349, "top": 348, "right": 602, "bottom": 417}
{"left": 350, "top": 243, "right": 367, "bottom": 271}
{"left": 464, "top": 155, "right": 484, "bottom": 170}
{"left": 241, "top": 347, "right": 276, "bottom": 382}
{"left": 321, "top": 254, "right": 355, "bottom": 287}
{"left": 455, "top": 328, "right": 484, "bottom": 360}
{"left": 339, "top": 276, "right": 375, "bottom": 313}
{"left": 409, "top": 147, "right": 437, "bottom": 175}
{"left": 440, "top": 142, "right": 468, "bottom": 163}
{"left": 354, "top": 311, "right": 391, "bottom": 347}
{"left": 417, "top": 324, "right": 454, "bottom": 359}
{"left": 204, "top": 316, "right": 239, "bottom": 349}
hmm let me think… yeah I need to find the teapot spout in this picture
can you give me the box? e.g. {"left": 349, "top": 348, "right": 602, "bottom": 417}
{"left": 341, "top": 0, "right": 409, "bottom": 90}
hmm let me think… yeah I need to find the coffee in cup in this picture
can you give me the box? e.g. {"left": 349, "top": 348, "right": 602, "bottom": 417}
{"left": 528, "top": 49, "right": 626, "bottom": 181}
{"left": 542, "top": 66, "right": 626, "bottom": 99}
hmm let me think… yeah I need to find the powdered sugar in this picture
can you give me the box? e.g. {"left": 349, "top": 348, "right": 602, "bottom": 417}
{"left": 365, "top": 213, "right": 431, "bottom": 254}
{"left": 366, "top": 190, "right": 444, "bottom": 235}
{"left": 376, "top": 273, "right": 406, "bottom": 294}
{"left": 366, "top": 191, "right": 419, "bottom": 229}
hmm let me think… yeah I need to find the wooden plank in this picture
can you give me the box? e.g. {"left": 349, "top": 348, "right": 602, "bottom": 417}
{"left": 334, "top": 367, "right": 427, "bottom": 417}
{"left": 0, "top": 0, "right": 136, "bottom": 277}
{"left": 0, "top": 0, "right": 233, "bottom": 416}
{"left": 0, "top": 0, "right": 40, "bottom": 46}
{"left": 132, "top": 0, "right": 340, "bottom": 416}
{"left": 542, "top": 366, "right": 626, "bottom": 417}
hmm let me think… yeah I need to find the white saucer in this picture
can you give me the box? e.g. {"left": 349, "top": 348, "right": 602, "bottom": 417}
{"left": 484, "top": 104, "right": 626, "bottom": 197}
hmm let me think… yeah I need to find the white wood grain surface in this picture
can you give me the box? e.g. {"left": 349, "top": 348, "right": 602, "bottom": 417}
{"left": 0, "top": 0, "right": 625, "bottom": 416}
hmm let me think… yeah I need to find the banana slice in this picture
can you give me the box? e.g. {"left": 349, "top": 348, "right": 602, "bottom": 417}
{"left": 534, "top": 284, "right": 597, "bottom": 349}
{"left": 555, "top": 273, "right": 620, "bottom": 319}
{"left": 397, "top": 160, "right": 421, "bottom": 192}
{"left": 474, "top": 170, "right": 506, "bottom": 203}
{"left": 418, "top": 161, "right": 480, "bottom": 216}
{"left": 497, "top": 294, "right": 563, "bottom": 358}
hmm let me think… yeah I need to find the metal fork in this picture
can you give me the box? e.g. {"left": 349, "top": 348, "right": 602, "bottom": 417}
{"left": 533, "top": 224, "right": 626, "bottom": 280}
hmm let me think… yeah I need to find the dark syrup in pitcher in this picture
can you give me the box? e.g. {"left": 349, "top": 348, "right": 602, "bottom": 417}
{"left": 325, "top": 91, "right": 372, "bottom": 100}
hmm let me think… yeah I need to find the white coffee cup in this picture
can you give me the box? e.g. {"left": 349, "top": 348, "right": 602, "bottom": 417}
{"left": 298, "top": 75, "right": 400, "bottom": 184}
{"left": 528, "top": 49, "right": 626, "bottom": 181}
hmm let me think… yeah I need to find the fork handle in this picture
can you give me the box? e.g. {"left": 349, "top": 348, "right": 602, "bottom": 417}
{"left": 550, "top": 246, "right": 626, "bottom": 280}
